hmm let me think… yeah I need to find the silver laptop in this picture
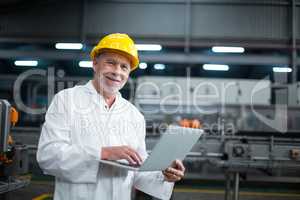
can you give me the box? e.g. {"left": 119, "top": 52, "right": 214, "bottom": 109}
{"left": 99, "top": 126, "right": 203, "bottom": 171}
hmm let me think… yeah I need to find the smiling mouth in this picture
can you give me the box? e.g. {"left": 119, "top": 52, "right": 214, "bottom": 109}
{"left": 106, "top": 76, "right": 121, "bottom": 83}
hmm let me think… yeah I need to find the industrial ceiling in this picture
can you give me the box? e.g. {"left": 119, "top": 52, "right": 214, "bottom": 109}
{"left": 0, "top": 0, "right": 299, "bottom": 80}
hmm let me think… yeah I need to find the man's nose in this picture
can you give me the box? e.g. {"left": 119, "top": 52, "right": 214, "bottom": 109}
{"left": 111, "top": 63, "right": 123, "bottom": 74}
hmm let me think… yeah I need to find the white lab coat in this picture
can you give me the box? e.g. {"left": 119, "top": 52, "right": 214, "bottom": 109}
{"left": 37, "top": 81, "right": 174, "bottom": 200}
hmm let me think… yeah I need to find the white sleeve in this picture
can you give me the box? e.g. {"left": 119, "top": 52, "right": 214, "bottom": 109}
{"left": 36, "top": 93, "right": 100, "bottom": 183}
{"left": 133, "top": 118, "right": 174, "bottom": 200}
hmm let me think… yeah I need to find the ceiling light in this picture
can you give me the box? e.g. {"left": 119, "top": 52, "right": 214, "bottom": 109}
{"left": 55, "top": 43, "right": 83, "bottom": 50}
{"left": 79, "top": 61, "right": 92, "bottom": 68}
{"left": 154, "top": 64, "right": 165, "bottom": 70}
{"left": 203, "top": 64, "right": 229, "bottom": 71}
{"left": 139, "top": 62, "right": 148, "bottom": 69}
{"left": 212, "top": 46, "right": 245, "bottom": 53}
{"left": 135, "top": 44, "right": 162, "bottom": 51}
{"left": 273, "top": 67, "right": 292, "bottom": 73}
{"left": 14, "top": 60, "right": 38, "bottom": 66}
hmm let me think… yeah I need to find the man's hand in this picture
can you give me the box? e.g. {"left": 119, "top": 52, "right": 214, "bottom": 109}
{"left": 101, "top": 146, "right": 142, "bottom": 165}
{"left": 162, "top": 159, "right": 185, "bottom": 182}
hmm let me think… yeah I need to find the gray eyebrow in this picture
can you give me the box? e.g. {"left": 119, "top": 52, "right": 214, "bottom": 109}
{"left": 104, "top": 57, "right": 130, "bottom": 69}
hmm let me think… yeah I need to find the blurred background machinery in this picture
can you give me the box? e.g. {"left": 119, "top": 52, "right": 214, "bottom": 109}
{"left": 135, "top": 76, "right": 300, "bottom": 200}
{"left": 1, "top": 0, "right": 300, "bottom": 199}
{"left": 0, "top": 100, "right": 29, "bottom": 198}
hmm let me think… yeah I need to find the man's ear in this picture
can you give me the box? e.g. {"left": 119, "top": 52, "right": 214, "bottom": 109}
{"left": 92, "top": 59, "right": 97, "bottom": 72}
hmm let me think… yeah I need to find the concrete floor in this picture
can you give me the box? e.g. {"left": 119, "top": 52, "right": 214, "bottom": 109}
{"left": 172, "top": 190, "right": 300, "bottom": 200}
{"left": 1, "top": 180, "right": 300, "bottom": 200}
{"left": 0, "top": 181, "right": 54, "bottom": 200}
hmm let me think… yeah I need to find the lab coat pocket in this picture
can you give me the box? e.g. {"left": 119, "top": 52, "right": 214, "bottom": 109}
{"left": 70, "top": 183, "right": 89, "bottom": 200}
{"left": 122, "top": 120, "right": 140, "bottom": 149}
{"left": 125, "top": 170, "right": 134, "bottom": 183}
{"left": 73, "top": 116, "right": 101, "bottom": 153}
{"left": 122, "top": 170, "right": 134, "bottom": 192}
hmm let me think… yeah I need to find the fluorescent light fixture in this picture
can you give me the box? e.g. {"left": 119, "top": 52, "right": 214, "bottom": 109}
{"left": 203, "top": 64, "right": 229, "bottom": 71}
{"left": 212, "top": 46, "right": 245, "bottom": 53}
{"left": 79, "top": 61, "right": 92, "bottom": 68}
{"left": 139, "top": 62, "right": 148, "bottom": 69}
{"left": 273, "top": 67, "right": 292, "bottom": 73}
{"left": 14, "top": 60, "right": 38, "bottom": 66}
{"left": 154, "top": 64, "right": 165, "bottom": 70}
{"left": 135, "top": 44, "right": 162, "bottom": 51}
{"left": 55, "top": 43, "right": 83, "bottom": 50}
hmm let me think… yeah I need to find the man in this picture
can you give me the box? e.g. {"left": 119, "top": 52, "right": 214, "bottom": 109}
{"left": 37, "top": 33, "right": 185, "bottom": 200}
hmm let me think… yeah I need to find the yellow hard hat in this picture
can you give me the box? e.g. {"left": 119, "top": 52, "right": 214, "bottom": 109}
{"left": 90, "top": 33, "right": 139, "bottom": 71}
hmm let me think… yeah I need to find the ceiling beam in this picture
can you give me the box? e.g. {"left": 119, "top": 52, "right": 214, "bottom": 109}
{"left": 0, "top": 49, "right": 297, "bottom": 66}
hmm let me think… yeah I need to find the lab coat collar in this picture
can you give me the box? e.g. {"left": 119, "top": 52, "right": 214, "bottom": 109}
{"left": 84, "top": 80, "right": 122, "bottom": 109}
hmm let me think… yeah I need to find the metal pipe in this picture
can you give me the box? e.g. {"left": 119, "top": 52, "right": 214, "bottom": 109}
{"left": 80, "top": 0, "right": 87, "bottom": 43}
{"left": 233, "top": 172, "right": 240, "bottom": 200}
{"left": 184, "top": 0, "right": 191, "bottom": 54}
{"left": 0, "top": 100, "right": 10, "bottom": 152}
{"left": 225, "top": 172, "right": 232, "bottom": 200}
{"left": 1, "top": 49, "right": 296, "bottom": 65}
{"left": 291, "top": 0, "right": 298, "bottom": 83}
{"left": 103, "top": 0, "right": 294, "bottom": 6}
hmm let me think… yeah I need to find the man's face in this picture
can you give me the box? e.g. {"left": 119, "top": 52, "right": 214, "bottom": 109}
{"left": 93, "top": 51, "right": 131, "bottom": 95}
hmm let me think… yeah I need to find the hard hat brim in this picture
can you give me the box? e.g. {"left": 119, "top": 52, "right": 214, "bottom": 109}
{"left": 90, "top": 48, "right": 139, "bottom": 71}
